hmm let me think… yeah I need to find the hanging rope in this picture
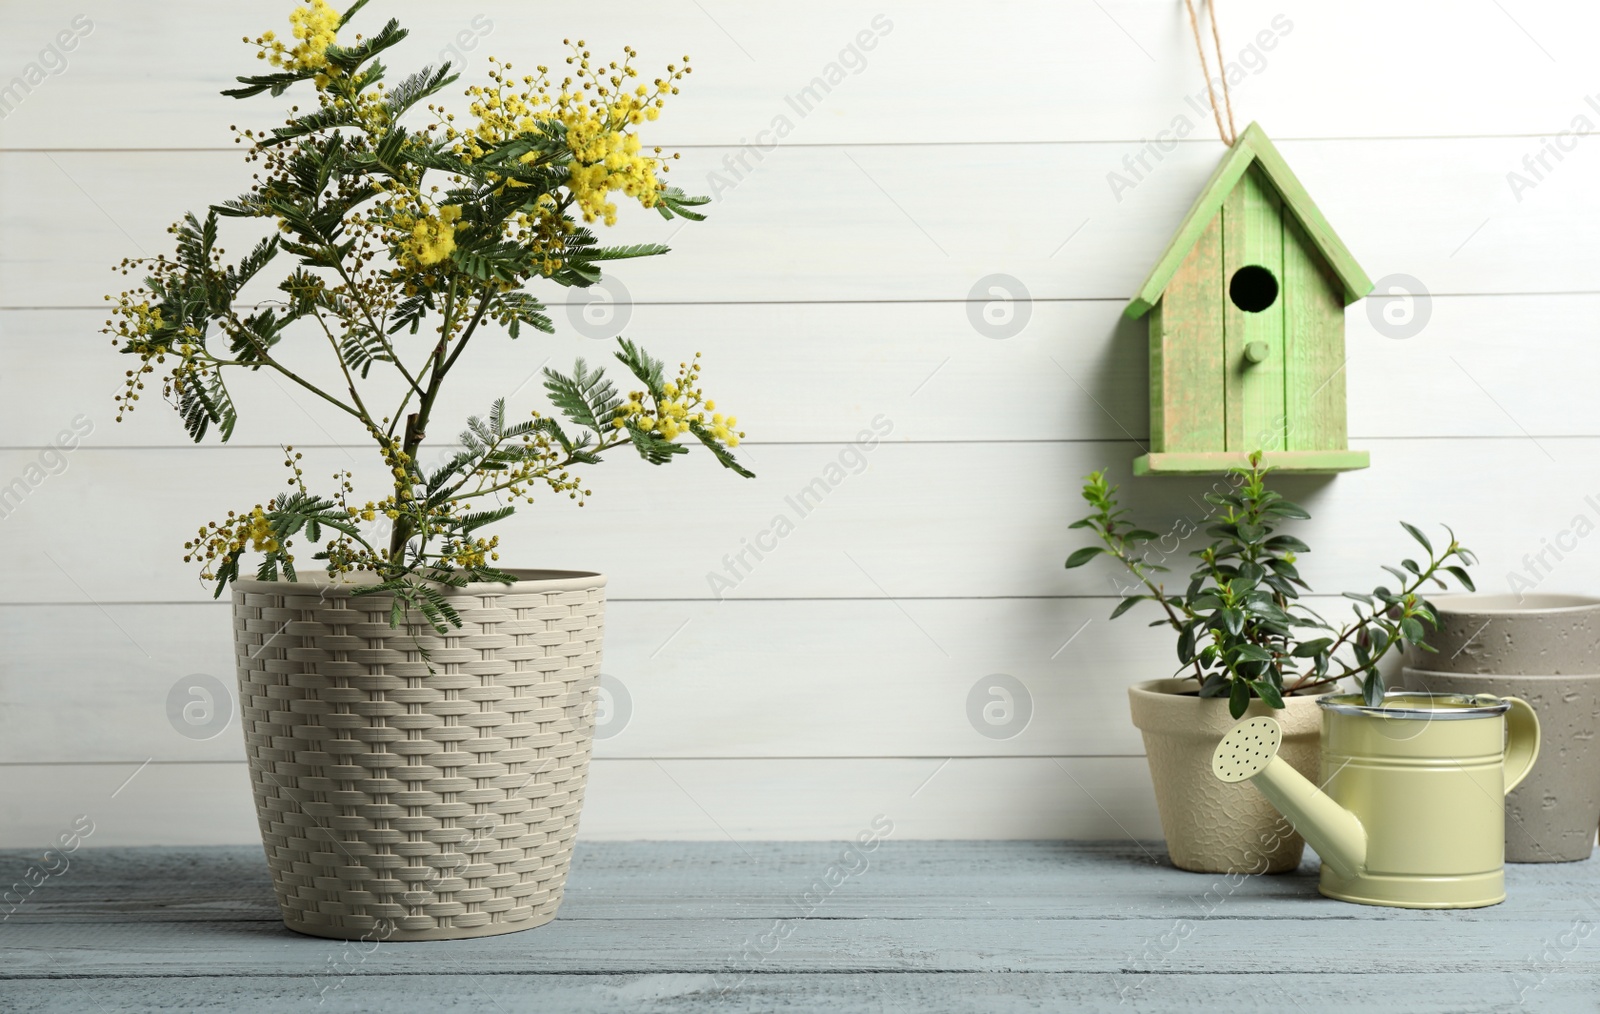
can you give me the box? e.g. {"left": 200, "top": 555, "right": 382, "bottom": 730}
{"left": 1183, "top": 0, "right": 1238, "bottom": 145}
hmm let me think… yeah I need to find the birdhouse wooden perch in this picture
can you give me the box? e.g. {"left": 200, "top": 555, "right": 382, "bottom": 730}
{"left": 1126, "top": 122, "right": 1373, "bottom": 476}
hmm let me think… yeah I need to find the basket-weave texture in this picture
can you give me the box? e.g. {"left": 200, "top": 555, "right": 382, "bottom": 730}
{"left": 231, "top": 571, "right": 605, "bottom": 940}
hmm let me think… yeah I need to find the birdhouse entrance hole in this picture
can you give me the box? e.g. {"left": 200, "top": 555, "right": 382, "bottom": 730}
{"left": 1229, "top": 264, "right": 1279, "bottom": 313}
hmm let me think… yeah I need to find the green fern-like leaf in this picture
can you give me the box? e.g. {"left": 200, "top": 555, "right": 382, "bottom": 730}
{"left": 654, "top": 186, "right": 710, "bottom": 222}
{"left": 265, "top": 102, "right": 364, "bottom": 146}
{"left": 381, "top": 63, "right": 458, "bottom": 123}
{"left": 413, "top": 581, "right": 463, "bottom": 633}
{"left": 450, "top": 241, "right": 532, "bottom": 284}
{"left": 212, "top": 194, "right": 271, "bottom": 218}
{"left": 224, "top": 236, "right": 280, "bottom": 292}
{"left": 388, "top": 291, "right": 435, "bottom": 334}
{"left": 490, "top": 291, "right": 553, "bottom": 339}
{"left": 543, "top": 359, "right": 620, "bottom": 432}
{"left": 550, "top": 261, "right": 603, "bottom": 287}
{"left": 687, "top": 420, "right": 756, "bottom": 478}
{"left": 457, "top": 505, "right": 516, "bottom": 533}
{"left": 613, "top": 338, "right": 666, "bottom": 393}
{"left": 625, "top": 423, "right": 690, "bottom": 466}
{"left": 339, "top": 328, "right": 395, "bottom": 378}
{"left": 228, "top": 307, "right": 288, "bottom": 365}
{"left": 178, "top": 367, "right": 238, "bottom": 443}
{"left": 222, "top": 69, "right": 315, "bottom": 100}
{"left": 210, "top": 550, "right": 241, "bottom": 598}
{"left": 580, "top": 242, "right": 670, "bottom": 262}
{"left": 323, "top": 17, "right": 407, "bottom": 75}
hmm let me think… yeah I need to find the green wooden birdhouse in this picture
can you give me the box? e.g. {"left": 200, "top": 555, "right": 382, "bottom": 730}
{"left": 1126, "top": 122, "right": 1373, "bottom": 475}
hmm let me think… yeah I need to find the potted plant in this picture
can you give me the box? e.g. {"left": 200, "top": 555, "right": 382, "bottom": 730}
{"left": 105, "top": 0, "right": 750, "bottom": 940}
{"left": 1066, "top": 453, "right": 1476, "bottom": 873}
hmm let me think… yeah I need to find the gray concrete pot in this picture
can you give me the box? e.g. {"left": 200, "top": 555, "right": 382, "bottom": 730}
{"left": 1399, "top": 594, "right": 1600, "bottom": 863}
{"left": 1399, "top": 668, "right": 1600, "bottom": 863}
{"left": 1405, "top": 594, "right": 1600, "bottom": 675}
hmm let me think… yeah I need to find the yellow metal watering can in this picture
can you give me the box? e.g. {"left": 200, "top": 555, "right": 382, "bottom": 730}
{"left": 1211, "top": 691, "right": 1540, "bottom": 909}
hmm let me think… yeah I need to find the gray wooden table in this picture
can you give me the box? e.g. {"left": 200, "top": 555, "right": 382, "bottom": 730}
{"left": 3, "top": 841, "right": 1598, "bottom": 1011}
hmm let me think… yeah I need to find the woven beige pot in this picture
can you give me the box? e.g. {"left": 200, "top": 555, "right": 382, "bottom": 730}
{"left": 231, "top": 569, "right": 605, "bottom": 941}
{"left": 1129, "top": 679, "right": 1322, "bottom": 874}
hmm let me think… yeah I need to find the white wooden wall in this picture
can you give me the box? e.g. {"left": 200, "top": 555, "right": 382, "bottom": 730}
{"left": 3, "top": 0, "right": 1599, "bottom": 847}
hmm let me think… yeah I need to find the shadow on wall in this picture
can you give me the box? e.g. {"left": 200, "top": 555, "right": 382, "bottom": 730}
{"left": 1057, "top": 305, "right": 1342, "bottom": 603}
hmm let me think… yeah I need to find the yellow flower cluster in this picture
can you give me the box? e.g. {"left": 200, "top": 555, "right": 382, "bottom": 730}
{"left": 121, "top": 301, "right": 163, "bottom": 335}
{"left": 613, "top": 353, "right": 744, "bottom": 446}
{"left": 508, "top": 194, "right": 571, "bottom": 280}
{"left": 186, "top": 505, "right": 282, "bottom": 579}
{"left": 447, "top": 42, "right": 689, "bottom": 225}
{"left": 373, "top": 435, "right": 417, "bottom": 501}
{"left": 105, "top": 291, "right": 213, "bottom": 424}
{"left": 563, "top": 101, "right": 662, "bottom": 226}
{"left": 106, "top": 300, "right": 163, "bottom": 421}
{"left": 250, "top": 0, "right": 340, "bottom": 72}
{"left": 243, "top": 508, "right": 280, "bottom": 552}
{"left": 448, "top": 535, "right": 499, "bottom": 568}
{"left": 395, "top": 204, "right": 463, "bottom": 269}
{"left": 185, "top": 450, "right": 311, "bottom": 579}
{"left": 320, "top": 472, "right": 400, "bottom": 578}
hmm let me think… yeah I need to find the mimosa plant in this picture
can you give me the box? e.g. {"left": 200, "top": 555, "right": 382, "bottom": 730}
{"left": 104, "top": 0, "right": 751, "bottom": 630}
{"left": 1067, "top": 454, "right": 1478, "bottom": 716}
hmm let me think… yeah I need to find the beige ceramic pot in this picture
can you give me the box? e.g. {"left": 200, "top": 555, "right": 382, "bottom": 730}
{"left": 1128, "top": 678, "right": 1322, "bottom": 873}
{"left": 231, "top": 569, "right": 605, "bottom": 940}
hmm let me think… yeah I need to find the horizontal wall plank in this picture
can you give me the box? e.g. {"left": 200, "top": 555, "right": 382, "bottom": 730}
{"left": 0, "top": 2, "right": 1592, "bottom": 149}
{"left": 0, "top": 301, "right": 1151, "bottom": 449}
{"left": 4, "top": 136, "right": 1595, "bottom": 309}
{"left": 0, "top": 756, "right": 1161, "bottom": 847}
{"left": 0, "top": 439, "right": 1594, "bottom": 604}
{"left": 8, "top": 292, "right": 1600, "bottom": 449}
{"left": 0, "top": 599, "right": 1211, "bottom": 764}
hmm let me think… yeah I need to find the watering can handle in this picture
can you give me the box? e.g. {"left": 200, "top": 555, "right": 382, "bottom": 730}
{"left": 1502, "top": 696, "right": 1541, "bottom": 795}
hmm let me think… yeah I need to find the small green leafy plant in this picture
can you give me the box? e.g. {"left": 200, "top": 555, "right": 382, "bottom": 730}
{"left": 104, "top": 0, "right": 752, "bottom": 631}
{"left": 1066, "top": 453, "right": 1477, "bottom": 717}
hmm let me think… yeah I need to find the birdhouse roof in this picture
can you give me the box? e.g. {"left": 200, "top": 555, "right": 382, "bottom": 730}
{"left": 1125, "top": 122, "right": 1372, "bottom": 319}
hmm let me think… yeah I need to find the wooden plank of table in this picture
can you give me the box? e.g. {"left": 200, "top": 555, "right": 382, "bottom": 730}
{"left": 4, "top": 843, "right": 1595, "bottom": 1011}
{"left": 2, "top": 971, "right": 1595, "bottom": 1014}
{"left": 5, "top": 841, "right": 1597, "bottom": 924}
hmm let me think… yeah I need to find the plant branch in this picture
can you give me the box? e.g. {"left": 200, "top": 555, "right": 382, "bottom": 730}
{"left": 217, "top": 311, "right": 365, "bottom": 422}
{"left": 309, "top": 304, "right": 379, "bottom": 433}
{"left": 332, "top": 257, "right": 426, "bottom": 397}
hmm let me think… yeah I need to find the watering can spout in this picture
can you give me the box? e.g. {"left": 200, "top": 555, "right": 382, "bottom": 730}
{"left": 1212, "top": 717, "right": 1367, "bottom": 881}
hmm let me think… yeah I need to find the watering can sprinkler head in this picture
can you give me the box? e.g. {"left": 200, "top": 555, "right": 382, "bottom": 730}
{"left": 1211, "top": 715, "right": 1284, "bottom": 784}
{"left": 1211, "top": 716, "right": 1368, "bottom": 881}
